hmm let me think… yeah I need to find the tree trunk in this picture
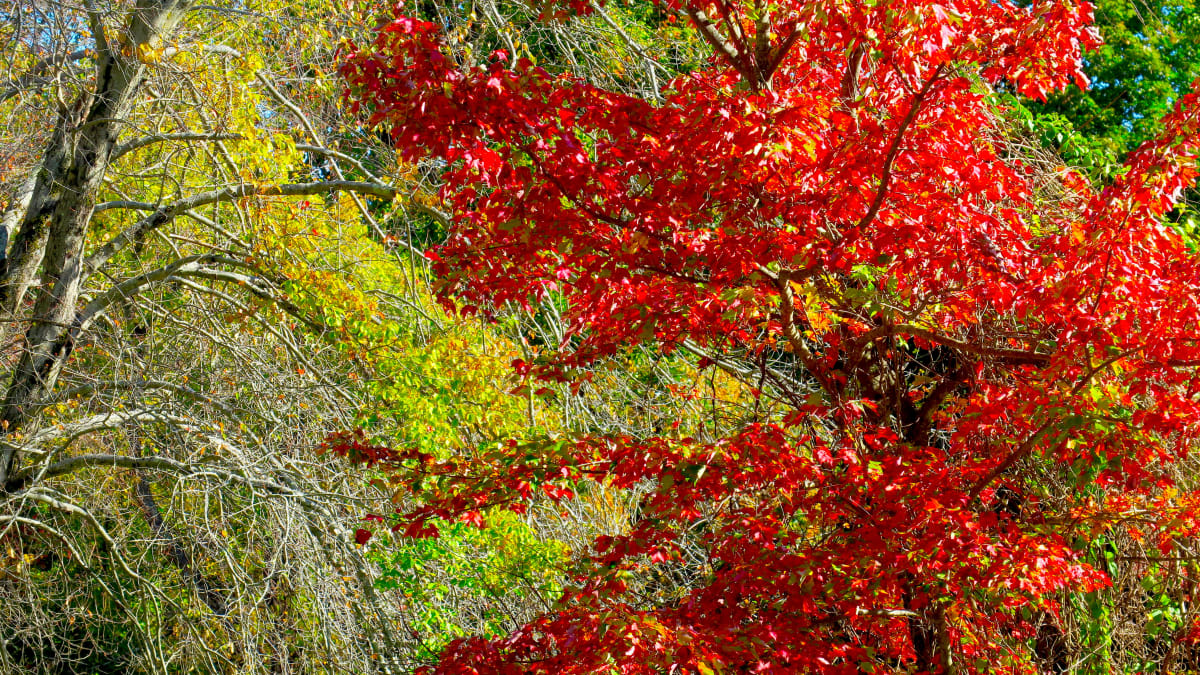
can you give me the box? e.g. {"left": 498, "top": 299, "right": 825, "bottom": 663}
{"left": 0, "top": 0, "right": 192, "bottom": 489}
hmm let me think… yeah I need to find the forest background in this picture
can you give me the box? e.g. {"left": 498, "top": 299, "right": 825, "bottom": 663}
{"left": 2, "top": 0, "right": 1200, "bottom": 673}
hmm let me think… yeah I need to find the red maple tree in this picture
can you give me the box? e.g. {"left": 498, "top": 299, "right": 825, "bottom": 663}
{"left": 338, "top": 0, "right": 1200, "bottom": 671}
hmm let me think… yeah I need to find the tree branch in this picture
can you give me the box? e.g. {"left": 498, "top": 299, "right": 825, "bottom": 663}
{"left": 111, "top": 131, "right": 244, "bottom": 160}
{"left": 897, "top": 324, "right": 1051, "bottom": 365}
{"left": 83, "top": 180, "right": 399, "bottom": 277}
{"left": 852, "top": 65, "right": 946, "bottom": 235}
{"left": 0, "top": 48, "right": 92, "bottom": 102}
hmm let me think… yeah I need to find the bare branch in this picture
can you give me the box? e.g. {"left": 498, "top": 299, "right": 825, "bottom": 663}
{"left": 0, "top": 49, "right": 92, "bottom": 102}
{"left": 111, "top": 131, "right": 244, "bottom": 159}
{"left": 84, "top": 180, "right": 399, "bottom": 276}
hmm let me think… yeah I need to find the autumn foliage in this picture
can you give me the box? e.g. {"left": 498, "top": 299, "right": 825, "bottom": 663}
{"left": 339, "top": 0, "right": 1200, "bottom": 671}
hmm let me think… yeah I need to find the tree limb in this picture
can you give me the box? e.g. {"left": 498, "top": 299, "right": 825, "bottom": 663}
{"left": 83, "top": 180, "right": 400, "bottom": 277}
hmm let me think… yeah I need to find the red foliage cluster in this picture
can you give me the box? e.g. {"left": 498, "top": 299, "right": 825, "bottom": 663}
{"left": 339, "top": 0, "right": 1200, "bottom": 671}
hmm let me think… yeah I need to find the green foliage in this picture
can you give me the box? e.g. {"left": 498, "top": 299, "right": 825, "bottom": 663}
{"left": 369, "top": 510, "right": 568, "bottom": 659}
{"left": 1023, "top": 0, "right": 1200, "bottom": 177}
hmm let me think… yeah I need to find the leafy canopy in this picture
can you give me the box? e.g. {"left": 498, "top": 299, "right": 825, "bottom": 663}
{"left": 341, "top": 0, "right": 1200, "bottom": 671}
